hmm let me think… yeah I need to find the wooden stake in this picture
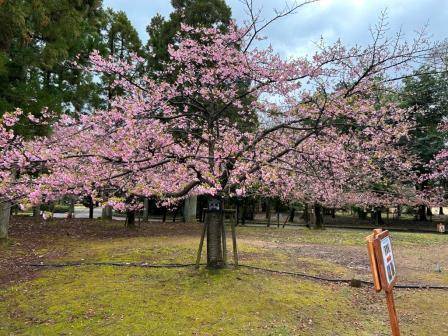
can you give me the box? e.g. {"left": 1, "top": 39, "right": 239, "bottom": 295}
{"left": 221, "top": 213, "right": 227, "bottom": 266}
{"left": 385, "top": 289, "right": 400, "bottom": 336}
{"left": 230, "top": 214, "right": 239, "bottom": 267}
{"left": 196, "top": 221, "right": 207, "bottom": 269}
{"left": 366, "top": 234, "right": 381, "bottom": 292}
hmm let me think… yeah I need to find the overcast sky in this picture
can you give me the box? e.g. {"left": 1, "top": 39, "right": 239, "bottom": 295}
{"left": 103, "top": 0, "right": 448, "bottom": 57}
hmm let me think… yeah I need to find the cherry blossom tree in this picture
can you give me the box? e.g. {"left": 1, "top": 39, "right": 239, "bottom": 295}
{"left": 0, "top": 110, "right": 20, "bottom": 239}
{"left": 0, "top": 109, "right": 51, "bottom": 238}
{"left": 1, "top": 3, "right": 439, "bottom": 267}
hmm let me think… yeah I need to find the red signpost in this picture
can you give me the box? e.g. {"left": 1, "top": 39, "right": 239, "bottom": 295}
{"left": 366, "top": 229, "right": 400, "bottom": 336}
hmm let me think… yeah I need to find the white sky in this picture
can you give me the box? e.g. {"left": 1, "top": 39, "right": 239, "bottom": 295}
{"left": 103, "top": 0, "right": 448, "bottom": 57}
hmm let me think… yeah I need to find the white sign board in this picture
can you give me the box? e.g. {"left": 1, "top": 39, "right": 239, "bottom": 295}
{"left": 380, "top": 236, "right": 396, "bottom": 285}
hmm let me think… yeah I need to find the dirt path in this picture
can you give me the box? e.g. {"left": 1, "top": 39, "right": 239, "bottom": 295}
{"left": 239, "top": 237, "right": 448, "bottom": 285}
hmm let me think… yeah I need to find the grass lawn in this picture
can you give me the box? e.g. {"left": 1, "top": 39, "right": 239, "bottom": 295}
{"left": 1, "top": 218, "right": 447, "bottom": 335}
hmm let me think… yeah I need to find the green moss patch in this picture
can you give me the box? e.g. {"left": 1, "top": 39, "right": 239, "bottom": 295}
{"left": 2, "top": 219, "right": 448, "bottom": 335}
{"left": 0, "top": 266, "right": 379, "bottom": 335}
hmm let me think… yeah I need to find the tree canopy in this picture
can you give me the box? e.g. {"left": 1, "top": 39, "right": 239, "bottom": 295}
{"left": 0, "top": 0, "right": 104, "bottom": 133}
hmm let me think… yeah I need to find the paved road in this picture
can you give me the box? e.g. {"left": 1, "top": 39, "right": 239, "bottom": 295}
{"left": 52, "top": 206, "right": 125, "bottom": 220}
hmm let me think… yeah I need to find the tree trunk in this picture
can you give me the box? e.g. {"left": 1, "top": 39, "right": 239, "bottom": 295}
{"left": 172, "top": 207, "right": 178, "bottom": 222}
{"left": 314, "top": 203, "right": 324, "bottom": 229}
{"left": 126, "top": 210, "right": 136, "bottom": 228}
{"left": 89, "top": 204, "right": 94, "bottom": 219}
{"left": 331, "top": 208, "right": 336, "bottom": 218}
{"left": 67, "top": 198, "right": 75, "bottom": 219}
{"left": 143, "top": 198, "right": 150, "bottom": 221}
{"left": 265, "top": 199, "right": 271, "bottom": 227}
{"left": 276, "top": 207, "right": 280, "bottom": 228}
{"left": 183, "top": 196, "right": 197, "bottom": 223}
{"left": 241, "top": 200, "right": 246, "bottom": 226}
{"left": 303, "top": 204, "right": 310, "bottom": 227}
{"left": 358, "top": 209, "right": 367, "bottom": 220}
{"left": 417, "top": 205, "right": 427, "bottom": 221}
{"left": 32, "top": 206, "right": 40, "bottom": 218}
{"left": 0, "top": 201, "right": 11, "bottom": 240}
{"left": 86, "top": 196, "right": 94, "bottom": 219}
{"left": 440, "top": 207, "right": 444, "bottom": 215}
{"left": 162, "top": 207, "right": 167, "bottom": 223}
{"left": 289, "top": 208, "right": 295, "bottom": 223}
{"left": 396, "top": 205, "right": 401, "bottom": 219}
{"left": 102, "top": 205, "right": 113, "bottom": 220}
{"left": 323, "top": 207, "right": 332, "bottom": 216}
{"left": 372, "top": 208, "right": 384, "bottom": 225}
{"left": 205, "top": 204, "right": 225, "bottom": 269}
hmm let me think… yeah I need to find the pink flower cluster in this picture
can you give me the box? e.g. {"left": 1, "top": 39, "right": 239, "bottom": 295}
{"left": 1, "top": 22, "right": 441, "bottom": 210}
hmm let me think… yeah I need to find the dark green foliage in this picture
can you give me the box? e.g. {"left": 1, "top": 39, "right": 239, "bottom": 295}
{"left": 398, "top": 67, "right": 448, "bottom": 214}
{"left": 0, "top": 0, "right": 104, "bottom": 136}
{"left": 0, "top": 1, "right": 144, "bottom": 136}
{"left": 401, "top": 68, "right": 448, "bottom": 169}
{"left": 101, "top": 9, "right": 142, "bottom": 59}
{"left": 98, "top": 9, "right": 142, "bottom": 106}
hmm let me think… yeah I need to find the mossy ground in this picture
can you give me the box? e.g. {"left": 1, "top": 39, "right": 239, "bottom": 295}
{"left": 1, "top": 218, "right": 447, "bottom": 335}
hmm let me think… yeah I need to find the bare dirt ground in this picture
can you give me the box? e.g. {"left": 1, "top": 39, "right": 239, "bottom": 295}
{"left": 239, "top": 237, "right": 448, "bottom": 285}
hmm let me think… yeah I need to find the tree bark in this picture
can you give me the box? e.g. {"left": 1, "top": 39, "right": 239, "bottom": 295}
{"left": 358, "top": 208, "right": 367, "bottom": 220}
{"left": 276, "top": 206, "right": 280, "bottom": 228}
{"left": 32, "top": 206, "right": 40, "bottom": 218}
{"left": 143, "top": 198, "right": 150, "bottom": 221}
{"left": 86, "top": 196, "right": 94, "bottom": 219}
{"left": 372, "top": 208, "right": 384, "bottom": 225}
{"left": 417, "top": 205, "right": 427, "bottom": 221}
{"left": 289, "top": 208, "right": 295, "bottom": 223}
{"left": 102, "top": 205, "right": 113, "bottom": 220}
{"left": 0, "top": 201, "right": 11, "bottom": 240}
{"left": 205, "top": 208, "right": 225, "bottom": 269}
{"left": 162, "top": 207, "right": 167, "bottom": 223}
{"left": 172, "top": 207, "right": 178, "bottom": 222}
{"left": 126, "top": 210, "right": 136, "bottom": 228}
{"left": 396, "top": 205, "right": 401, "bottom": 219}
{"left": 89, "top": 204, "right": 94, "bottom": 219}
{"left": 241, "top": 200, "right": 246, "bottom": 226}
{"left": 183, "top": 196, "right": 197, "bottom": 223}
{"left": 314, "top": 203, "right": 324, "bottom": 229}
{"left": 67, "top": 198, "right": 75, "bottom": 219}
{"left": 440, "top": 207, "right": 444, "bottom": 215}
{"left": 265, "top": 199, "right": 271, "bottom": 227}
{"left": 303, "top": 204, "right": 310, "bottom": 227}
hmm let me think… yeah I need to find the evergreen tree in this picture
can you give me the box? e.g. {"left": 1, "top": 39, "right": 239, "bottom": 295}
{"left": 0, "top": 0, "right": 104, "bottom": 136}
{"left": 99, "top": 9, "right": 143, "bottom": 106}
{"left": 401, "top": 69, "right": 448, "bottom": 165}
{"left": 401, "top": 67, "right": 448, "bottom": 220}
